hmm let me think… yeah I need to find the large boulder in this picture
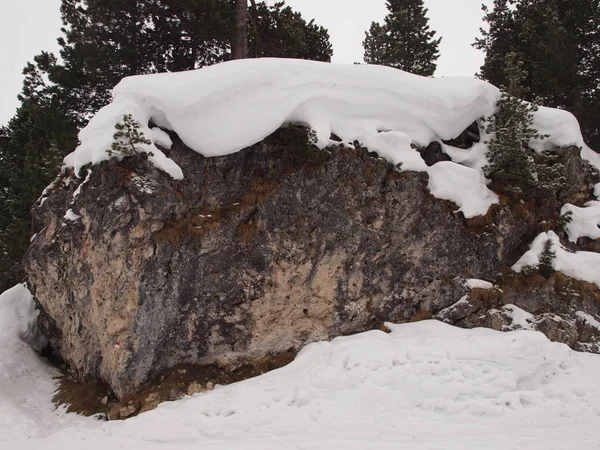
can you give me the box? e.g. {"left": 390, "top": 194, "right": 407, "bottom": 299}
{"left": 24, "top": 128, "right": 600, "bottom": 398}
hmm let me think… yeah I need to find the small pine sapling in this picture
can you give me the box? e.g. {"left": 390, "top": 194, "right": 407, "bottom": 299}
{"left": 538, "top": 238, "right": 556, "bottom": 278}
{"left": 107, "top": 114, "right": 152, "bottom": 157}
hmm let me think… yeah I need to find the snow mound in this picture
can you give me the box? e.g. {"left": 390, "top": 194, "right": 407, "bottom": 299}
{"left": 0, "top": 285, "right": 79, "bottom": 443}
{"left": 512, "top": 230, "right": 600, "bottom": 287}
{"left": 65, "top": 59, "right": 501, "bottom": 183}
{"left": 427, "top": 162, "right": 498, "bottom": 218}
{"left": 3, "top": 315, "right": 600, "bottom": 448}
{"left": 501, "top": 304, "right": 535, "bottom": 329}
{"left": 0, "top": 284, "right": 45, "bottom": 350}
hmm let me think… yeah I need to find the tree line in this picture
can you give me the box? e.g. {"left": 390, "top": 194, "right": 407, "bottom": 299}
{"left": 1, "top": 0, "right": 599, "bottom": 291}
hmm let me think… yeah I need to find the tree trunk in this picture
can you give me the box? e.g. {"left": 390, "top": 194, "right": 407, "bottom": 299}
{"left": 232, "top": 0, "right": 248, "bottom": 60}
{"left": 249, "top": 0, "right": 259, "bottom": 57}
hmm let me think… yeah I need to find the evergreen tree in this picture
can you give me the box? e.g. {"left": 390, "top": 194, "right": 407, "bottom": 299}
{"left": 473, "top": 0, "right": 519, "bottom": 84}
{"left": 50, "top": 0, "right": 160, "bottom": 122}
{"left": 107, "top": 115, "right": 152, "bottom": 157}
{"left": 0, "top": 97, "right": 78, "bottom": 292}
{"left": 475, "top": 0, "right": 600, "bottom": 150}
{"left": 484, "top": 53, "right": 544, "bottom": 195}
{"left": 538, "top": 238, "right": 556, "bottom": 277}
{"left": 363, "top": 0, "right": 441, "bottom": 76}
{"left": 248, "top": 1, "right": 332, "bottom": 61}
{"left": 40, "top": 0, "right": 331, "bottom": 120}
{"left": 147, "top": 0, "right": 236, "bottom": 72}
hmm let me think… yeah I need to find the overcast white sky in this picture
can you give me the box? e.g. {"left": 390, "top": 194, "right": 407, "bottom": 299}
{"left": 0, "top": 0, "right": 491, "bottom": 126}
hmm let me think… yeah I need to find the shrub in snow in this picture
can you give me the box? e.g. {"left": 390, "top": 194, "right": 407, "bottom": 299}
{"left": 484, "top": 53, "right": 565, "bottom": 199}
{"left": 107, "top": 114, "right": 152, "bottom": 157}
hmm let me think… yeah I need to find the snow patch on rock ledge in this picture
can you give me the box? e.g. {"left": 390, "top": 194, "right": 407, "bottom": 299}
{"left": 427, "top": 162, "right": 498, "bottom": 218}
{"left": 63, "top": 58, "right": 594, "bottom": 218}
{"left": 465, "top": 278, "right": 495, "bottom": 290}
{"left": 561, "top": 200, "right": 600, "bottom": 242}
{"left": 63, "top": 209, "right": 81, "bottom": 222}
{"left": 512, "top": 231, "right": 600, "bottom": 287}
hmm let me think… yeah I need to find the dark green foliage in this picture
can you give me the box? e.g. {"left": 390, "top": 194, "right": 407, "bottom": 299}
{"left": 474, "top": 0, "right": 518, "bottom": 84}
{"left": 0, "top": 99, "right": 78, "bottom": 291}
{"left": 538, "top": 238, "right": 556, "bottom": 277}
{"left": 484, "top": 53, "right": 550, "bottom": 196}
{"left": 248, "top": 1, "right": 332, "bottom": 61}
{"left": 147, "top": 0, "right": 237, "bottom": 72}
{"left": 557, "top": 210, "right": 574, "bottom": 229}
{"left": 484, "top": 53, "right": 567, "bottom": 200}
{"left": 107, "top": 115, "right": 152, "bottom": 157}
{"left": 38, "top": 0, "right": 332, "bottom": 120}
{"left": 475, "top": 0, "right": 600, "bottom": 150}
{"left": 363, "top": 0, "right": 441, "bottom": 76}
{"left": 520, "top": 264, "right": 538, "bottom": 276}
{"left": 530, "top": 150, "right": 567, "bottom": 197}
{"left": 0, "top": 45, "right": 78, "bottom": 291}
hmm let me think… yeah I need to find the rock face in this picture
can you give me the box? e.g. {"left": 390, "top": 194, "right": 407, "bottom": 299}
{"left": 436, "top": 273, "right": 600, "bottom": 353}
{"left": 25, "top": 128, "right": 600, "bottom": 398}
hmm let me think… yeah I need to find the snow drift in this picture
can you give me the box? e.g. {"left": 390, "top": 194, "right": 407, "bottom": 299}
{"left": 62, "top": 58, "right": 597, "bottom": 218}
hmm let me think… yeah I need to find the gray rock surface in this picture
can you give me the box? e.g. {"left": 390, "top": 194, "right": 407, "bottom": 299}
{"left": 436, "top": 274, "right": 600, "bottom": 354}
{"left": 24, "top": 128, "right": 600, "bottom": 398}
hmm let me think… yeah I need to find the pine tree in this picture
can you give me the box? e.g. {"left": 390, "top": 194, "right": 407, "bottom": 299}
{"left": 363, "top": 0, "right": 441, "bottom": 76}
{"left": 484, "top": 52, "right": 566, "bottom": 199}
{"left": 475, "top": 0, "right": 600, "bottom": 150}
{"left": 473, "top": 0, "right": 518, "bottom": 83}
{"left": 38, "top": 0, "right": 332, "bottom": 120}
{"left": 538, "top": 238, "right": 556, "bottom": 277}
{"left": 50, "top": 0, "right": 159, "bottom": 122}
{"left": 148, "top": 0, "right": 236, "bottom": 72}
{"left": 0, "top": 97, "right": 77, "bottom": 292}
{"left": 248, "top": 1, "right": 333, "bottom": 61}
{"left": 107, "top": 115, "right": 152, "bottom": 157}
{"left": 484, "top": 53, "right": 544, "bottom": 196}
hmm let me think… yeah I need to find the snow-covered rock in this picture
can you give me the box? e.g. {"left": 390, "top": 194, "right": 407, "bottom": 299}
{"left": 62, "top": 58, "right": 596, "bottom": 218}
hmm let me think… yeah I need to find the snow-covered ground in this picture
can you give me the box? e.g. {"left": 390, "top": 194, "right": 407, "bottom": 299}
{"left": 2, "top": 285, "right": 600, "bottom": 449}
